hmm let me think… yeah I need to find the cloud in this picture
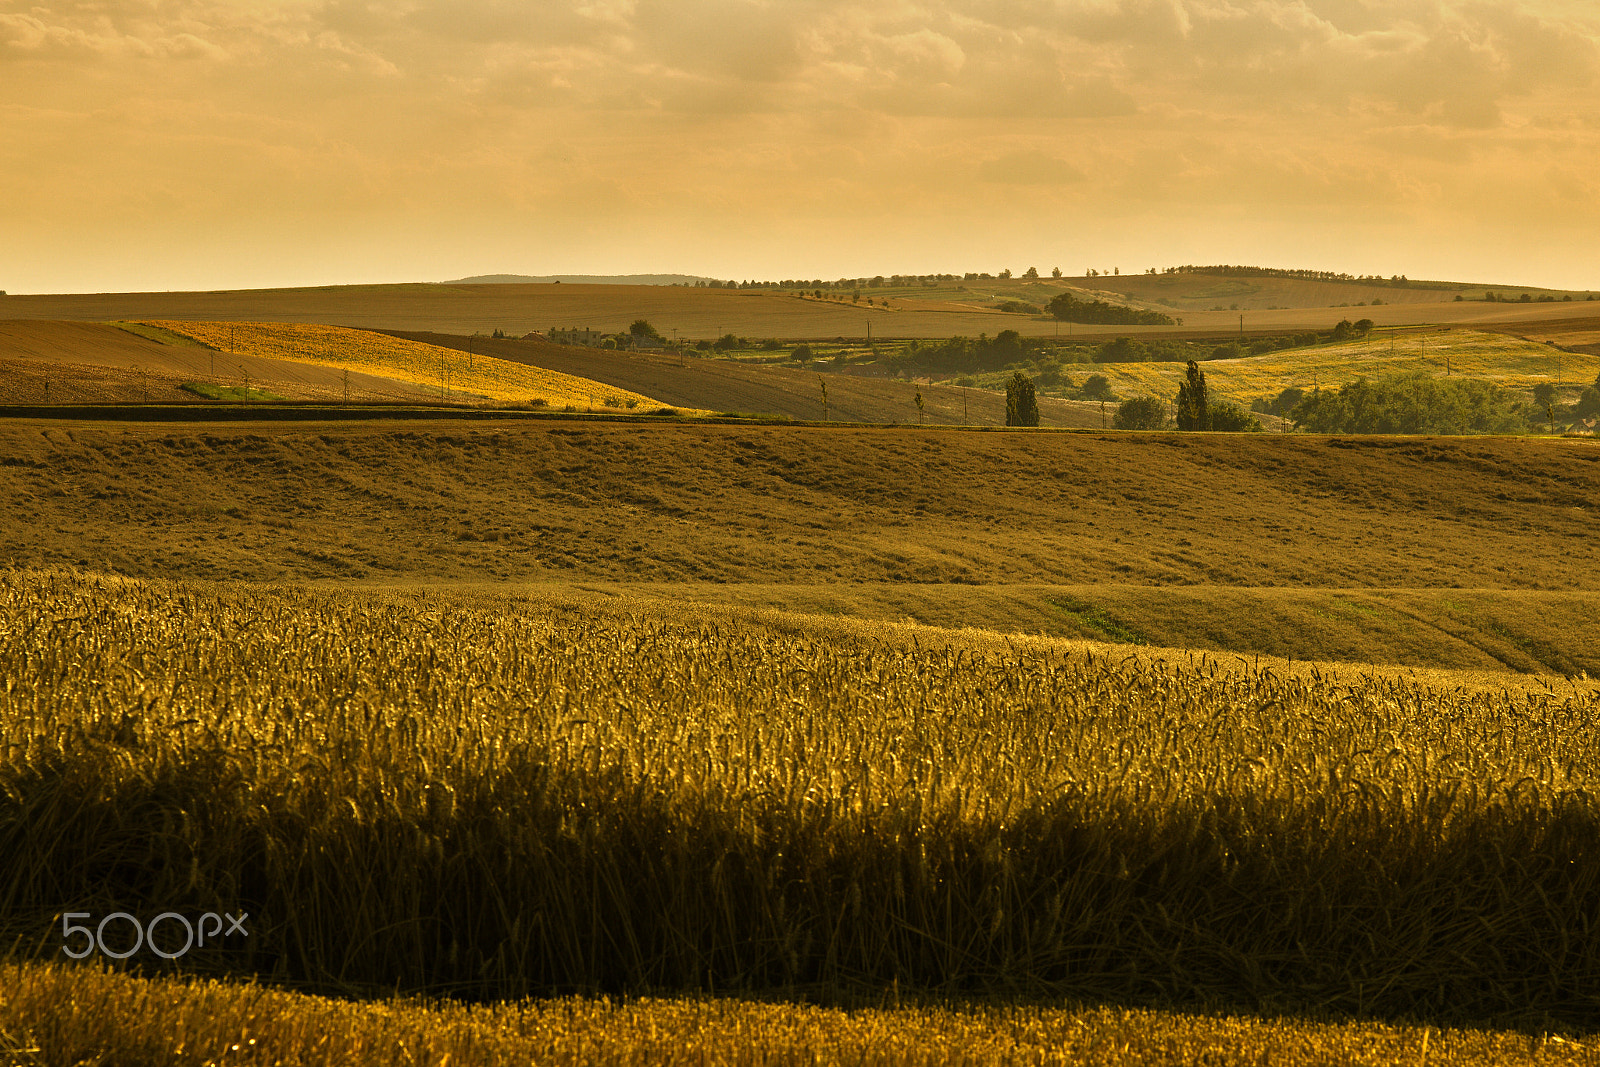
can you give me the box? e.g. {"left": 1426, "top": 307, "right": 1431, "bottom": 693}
{"left": 977, "top": 150, "right": 1086, "bottom": 184}
{"left": 2, "top": 0, "right": 1600, "bottom": 293}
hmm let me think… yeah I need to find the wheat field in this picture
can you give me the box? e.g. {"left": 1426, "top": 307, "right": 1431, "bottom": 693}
{"left": 140, "top": 320, "right": 666, "bottom": 409}
{"left": 3, "top": 569, "right": 1597, "bottom": 1032}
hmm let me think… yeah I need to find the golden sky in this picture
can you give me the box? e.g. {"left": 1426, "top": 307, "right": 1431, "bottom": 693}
{"left": 3, "top": 1, "right": 1598, "bottom": 293}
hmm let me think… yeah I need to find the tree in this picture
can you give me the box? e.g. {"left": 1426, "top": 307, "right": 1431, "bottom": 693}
{"left": 790, "top": 344, "right": 814, "bottom": 364}
{"left": 629, "top": 319, "right": 662, "bottom": 342}
{"left": 1023, "top": 266, "right": 1040, "bottom": 279}
{"left": 999, "top": 269, "right": 1013, "bottom": 279}
{"left": 1290, "top": 374, "right": 1527, "bottom": 435}
{"left": 1331, "top": 319, "right": 1356, "bottom": 341}
{"left": 1354, "top": 318, "right": 1375, "bottom": 335}
{"left": 1533, "top": 382, "right": 1559, "bottom": 408}
{"left": 1098, "top": 337, "right": 1147, "bottom": 363}
{"left": 1080, "top": 374, "right": 1114, "bottom": 401}
{"left": 1175, "top": 360, "right": 1210, "bottom": 430}
{"left": 1049, "top": 292, "right": 1176, "bottom": 327}
{"left": 1576, "top": 385, "right": 1600, "bottom": 418}
{"left": 1270, "top": 386, "right": 1304, "bottom": 415}
{"left": 1209, "top": 400, "right": 1263, "bottom": 432}
{"left": 1006, "top": 371, "right": 1039, "bottom": 426}
{"left": 1051, "top": 267, "right": 1063, "bottom": 278}
{"left": 1114, "top": 396, "right": 1168, "bottom": 430}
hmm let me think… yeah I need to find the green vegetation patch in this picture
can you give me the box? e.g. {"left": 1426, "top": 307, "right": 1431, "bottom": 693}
{"left": 1045, "top": 595, "right": 1146, "bottom": 644}
{"left": 179, "top": 382, "right": 289, "bottom": 403}
{"left": 108, "top": 321, "right": 212, "bottom": 347}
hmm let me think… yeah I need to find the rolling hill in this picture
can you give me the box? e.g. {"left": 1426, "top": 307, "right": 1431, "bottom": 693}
{"left": 0, "top": 320, "right": 442, "bottom": 403}
{"left": 144, "top": 321, "right": 665, "bottom": 409}
{"left": 1077, "top": 328, "right": 1595, "bottom": 407}
{"left": 377, "top": 330, "right": 1108, "bottom": 426}
{"left": 3, "top": 419, "right": 1598, "bottom": 671}
{"left": 4, "top": 279, "right": 1600, "bottom": 343}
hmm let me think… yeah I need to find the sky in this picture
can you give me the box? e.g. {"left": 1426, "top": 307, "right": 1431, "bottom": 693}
{"left": 2, "top": 0, "right": 1598, "bottom": 294}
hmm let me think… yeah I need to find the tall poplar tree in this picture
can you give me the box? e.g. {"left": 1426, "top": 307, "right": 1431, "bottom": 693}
{"left": 1006, "top": 371, "right": 1040, "bottom": 427}
{"left": 1176, "top": 360, "right": 1210, "bottom": 430}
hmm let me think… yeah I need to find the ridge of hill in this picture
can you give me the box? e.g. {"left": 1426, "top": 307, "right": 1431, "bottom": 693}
{"left": 446, "top": 273, "right": 716, "bottom": 286}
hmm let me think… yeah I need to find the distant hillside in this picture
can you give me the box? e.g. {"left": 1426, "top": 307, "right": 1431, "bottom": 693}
{"left": 446, "top": 273, "right": 716, "bottom": 286}
{"left": 376, "top": 330, "right": 1107, "bottom": 427}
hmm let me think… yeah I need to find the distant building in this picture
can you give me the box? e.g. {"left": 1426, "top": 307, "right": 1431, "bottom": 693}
{"left": 549, "top": 328, "right": 605, "bottom": 347}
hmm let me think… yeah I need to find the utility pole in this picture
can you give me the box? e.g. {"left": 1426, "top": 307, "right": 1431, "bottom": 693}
{"left": 342, "top": 368, "right": 350, "bottom": 403}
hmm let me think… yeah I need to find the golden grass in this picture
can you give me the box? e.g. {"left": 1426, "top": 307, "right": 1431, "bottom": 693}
{"left": 140, "top": 320, "right": 665, "bottom": 409}
{"left": 1086, "top": 329, "right": 1598, "bottom": 404}
{"left": 4, "top": 960, "right": 1594, "bottom": 1067}
{"left": 4, "top": 569, "right": 1600, "bottom": 1024}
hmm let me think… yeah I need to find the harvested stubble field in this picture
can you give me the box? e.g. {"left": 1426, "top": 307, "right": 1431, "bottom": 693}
{"left": 2, "top": 421, "right": 1598, "bottom": 592}
{"left": 2, "top": 571, "right": 1599, "bottom": 1060}
{"left": 143, "top": 321, "right": 664, "bottom": 410}
{"left": 1088, "top": 329, "right": 1596, "bottom": 407}
{"left": 6, "top": 279, "right": 1600, "bottom": 340}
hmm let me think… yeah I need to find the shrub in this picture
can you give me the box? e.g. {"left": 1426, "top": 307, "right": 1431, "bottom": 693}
{"left": 790, "top": 344, "right": 814, "bottom": 363}
{"left": 1114, "top": 396, "right": 1168, "bottom": 430}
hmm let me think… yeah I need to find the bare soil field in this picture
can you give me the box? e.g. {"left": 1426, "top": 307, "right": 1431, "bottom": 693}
{"left": 382, "top": 330, "right": 1106, "bottom": 426}
{"left": 5, "top": 281, "right": 1600, "bottom": 341}
{"left": 0, "top": 320, "right": 443, "bottom": 403}
{"left": 3, "top": 420, "right": 1597, "bottom": 669}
